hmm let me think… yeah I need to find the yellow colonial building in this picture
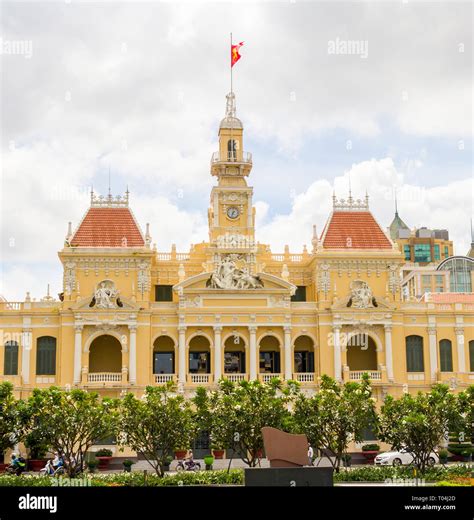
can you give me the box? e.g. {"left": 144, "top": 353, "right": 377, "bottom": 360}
{"left": 1, "top": 92, "right": 474, "bottom": 408}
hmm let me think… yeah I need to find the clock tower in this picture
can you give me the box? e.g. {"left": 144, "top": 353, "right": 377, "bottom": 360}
{"left": 208, "top": 92, "right": 255, "bottom": 243}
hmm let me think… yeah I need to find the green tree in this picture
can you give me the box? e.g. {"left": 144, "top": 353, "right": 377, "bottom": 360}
{"left": 194, "top": 379, "right": 298, "bottom": 468}
{"left": 118, "top": 383, "right": 196, "bottom": 476}
{"left": 379, "top": 385, "right": 459, "bottom": 474}
{"left": 23, "top": 387, "right": 117, "bottom": 477}
{"left": 293, "top": 374, "right": 377, "bottom": 472}
{"left": 452, "top": 385, "right": 474, "bottom": 445}
{"left": 0, "top": 382, "right": 20, "bottom": 459}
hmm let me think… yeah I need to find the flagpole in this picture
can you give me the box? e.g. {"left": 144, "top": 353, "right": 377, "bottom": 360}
{"left": 230, "top": 32, "right": 233, "bottom": 94}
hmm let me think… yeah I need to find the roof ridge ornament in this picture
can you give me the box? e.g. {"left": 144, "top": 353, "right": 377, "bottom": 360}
{"left": 225, "top": 91, "right": 236, "bottom": 118}
{"left": 90, "top": 188, "right": 130, "bottom": 207}
{"left": 333, "top": 192, "right": 370, "bottom": 211}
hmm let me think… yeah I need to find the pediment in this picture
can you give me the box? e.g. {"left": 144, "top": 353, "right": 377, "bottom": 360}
{"left": 174, "top": 272, "right": 296, "bottom": 295}
{"left": 68, "top": 295, "right": 139, "bottom": 311}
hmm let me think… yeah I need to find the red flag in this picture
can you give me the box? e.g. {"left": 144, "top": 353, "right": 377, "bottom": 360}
{"left": 231, "top": 41, "right": 244, "bottom": 67}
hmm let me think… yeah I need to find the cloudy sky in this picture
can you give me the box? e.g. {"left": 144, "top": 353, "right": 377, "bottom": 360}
{"left": 1, "top": 1, "right": 472, "bottom": 300}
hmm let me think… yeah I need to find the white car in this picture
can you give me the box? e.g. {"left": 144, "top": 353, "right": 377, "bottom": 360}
{"left": 374, "top": 448, "right": 439, "bottom": 466}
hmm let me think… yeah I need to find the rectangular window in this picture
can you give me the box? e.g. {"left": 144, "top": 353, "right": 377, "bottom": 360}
{"left": 414, "top": 244, "right": 431, "bottom": 263}
{"left": 189, "top": 352, "right": 210, "bottom": 374}
{"left": 36, "top": 338, "right": 56, "bottom": 375}
{"left": 444, "top": 246, "right": 449, "bottom": 258}
{"left": 439, "top": 341, "right": 453, "bottom": 372}
{"left": 155, "top": 285, "right": 173, "bottom": 302}
{"left": 153, "top": 352, "right": 174, "bottom": 374}
{"left": 434, "top": 244, "right": 440, "bottom": 261}
{"left": 4, "top": 342, "right": 19, "bottom": 375}
{"left": 259, "top": 351, "right": 280, "bottom": 373}
{"left": 224, "top": 351, "right": 245, "bottom": 373}
{"left": 294, "top": 351, "right": 314, "bottom": 373}
{"left": 291, "top": 286, "right": 307, "bottom": 302}
{"left": 404, "top": 245, "right": 411, "bottom": 261}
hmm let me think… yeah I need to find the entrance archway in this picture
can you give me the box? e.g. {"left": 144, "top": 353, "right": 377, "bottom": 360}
{"left": 89, "top": 335, "right": 122, "bottom": 373}
{"left": 153, "top": 336, "right": 175, "bottom": 374}
{"left": 346, "top": 334, "right": 377, "bottom": 371}
{"left": 293, "top": 335, "right": 315, "bottom": 373}
{"left": 224, "top": 335, "right": 246, "bottom": 374}
{"left": 188, "top": 335, "right": 211, "bottom": 374}
{"left": 259, "top": 335, "right": 281, "bottom": 374}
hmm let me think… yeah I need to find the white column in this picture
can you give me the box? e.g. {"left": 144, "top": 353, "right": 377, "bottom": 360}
{"left": 384, "top": 325, "right": 394, "bottom": 382}
{"left": 178, "top": 326, "right": 187, "bottom": 384}
{"left": 214, "top": 326, "right": 222, "bottom": 382}
{"left": 428, "top": 327, "right": 438, "bottom": 381}
{"left": 333, "top": 325, "right": 342, "bottom": 382}
{"left": 249, "top": 326, "right": 257, "bottom": 380}
{"left": 21, "top": 329, "right": 32, "bottom": 384}
{"left": 455, "top": 327, "right": 466, "bottom": 373}
{"left": 73, "top": 325, "right": 83, "bottom": 384}
{"left": 128, "top": 325, "right": 137, "bottom": 384}
{"left": 284, "top": 326, "right": 292, "bottom": 380}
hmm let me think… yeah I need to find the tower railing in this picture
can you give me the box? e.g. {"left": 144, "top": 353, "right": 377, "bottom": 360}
{"left": 211, "top": 151, "right": 252, "bottom": 164}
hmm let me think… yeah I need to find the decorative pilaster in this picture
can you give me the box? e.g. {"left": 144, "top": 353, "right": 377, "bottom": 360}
{"left": 21, "top": 329, "right": 32, "bottom": 385}
{"left": 427, "top": 327, "right": 438, "bottom": 381}
{"left": 454, "top": 327, "right": 466, "bottom": 373}
{"left": 128, "top": 324, "right": 137, "bottom": 384}
{"left": 284, "top": 326, "right": 292, "bottom": 380}
{"left": 384, "top": 325, "right": 394, "bottom": 382}
{"left": 333, "top": 325, "right": 342, "bottom": 382}
{"left": 248, "top": 326, "right": 257, "bottom": 380}
{"left": 213, "top": 326, "right": 223, "bottom": 382}
{"left": 178, "top": 326, "right": 187, "bottom": 385}
{"left": 73, "top": 325, "right": 83, "bottom": 384}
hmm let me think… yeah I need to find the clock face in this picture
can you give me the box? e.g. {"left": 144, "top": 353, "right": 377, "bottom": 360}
{"left": 227, "top": 206, "right": 240, "bottom": 219}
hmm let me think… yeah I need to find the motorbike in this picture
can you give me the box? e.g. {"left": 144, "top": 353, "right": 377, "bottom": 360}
{"left": 39, "top": 460, "right": 65, "bottom": 477}
{"left": 176, "top": 459, "right": 201, "bottom": 472}
{"left": 6, "top": 458, "right": 27, "bottom": 476}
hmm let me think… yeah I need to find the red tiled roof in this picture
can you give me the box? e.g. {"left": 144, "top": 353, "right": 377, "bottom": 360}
{"left": 430, "top": 293, "right": 474, "bottom": 303}
{"left": 70, "top": 207, "right": 145, "bottom": 247}
{"left": 322, "top": 211, "right": 392, "bottom": 249}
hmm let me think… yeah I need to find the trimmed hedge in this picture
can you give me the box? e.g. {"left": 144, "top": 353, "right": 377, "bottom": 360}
{"left": 0, "top": 469, "right": 244, "bottom": 487}
{"left": 334, "top": 464, "right": 471, "bottom": 483}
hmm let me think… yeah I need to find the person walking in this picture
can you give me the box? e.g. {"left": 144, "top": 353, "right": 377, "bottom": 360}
{"left": 307, "top": 444, "right": 314, "bottom": 466}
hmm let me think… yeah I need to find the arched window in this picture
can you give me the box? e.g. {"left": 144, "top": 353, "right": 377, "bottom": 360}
{"left": 227, "top": 139, "right": 237, "bottom": 160}
{"left": 36, "top": 336, "right": 56, "bottom": 375}
{"left": 439, "top": 339, "right": 453, "bottom": 372}
{"left": 406, "top": 335, "right": 424, "bottom": 372}
{"left": 469, "top": 340, "right": 474, "bottom": 372}
{"left": 4, "top": 341, "right": 19, "bottom": 375}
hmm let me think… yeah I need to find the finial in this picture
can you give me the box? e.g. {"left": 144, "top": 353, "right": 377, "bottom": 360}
{"left": 225, "top": 92, "right": 236, "bottom": 118}
{"left": 47, "top": 283, "right": 50, "bottom": 297}
{"left": 66, "top": 221, "right": 72, "bottom": 239}
{"left": 394, "top": 187, "right": 398, "bottom": 216}
{"left": 108, "top": 167, "right": 112, "bottom": 200}
{"left": 348, "top": 174, "right": 352, "bottom": 201}
{"left": 90, "top": 185, "right": 94, "bottom": 204}
{"left": 312, "top": 224, "right": 317, "bottom": 239}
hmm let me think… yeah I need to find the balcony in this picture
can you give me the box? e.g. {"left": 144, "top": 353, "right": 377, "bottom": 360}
{"left": 259, "top": 373, "right": 282, "bottom": 383}
{"left": 211, "top": 151, "right": 252, "bottom": 165}
{"left": 154, "top": 374, "right": 176, "bottom": 384}
{"left": 87, "top": 372, "right": 122, "bottom": 383}
{"left": 188, "top": 373, "right": 212, "bottom": 384}
{"left": 224, "top": 373, "right": 247, "bottom": 383}
{"left": 349, "top": 371, "right": 382, "bottom": 381}
{"left": 293, "top": 373, "right": 315, "bottom": 383}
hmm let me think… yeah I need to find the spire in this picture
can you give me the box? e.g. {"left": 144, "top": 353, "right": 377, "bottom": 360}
{"left": 220, "top": 92, "right": 242, "bottom": 130}
{"left": 394, "top": 187, "right": 399, "bottom": 216}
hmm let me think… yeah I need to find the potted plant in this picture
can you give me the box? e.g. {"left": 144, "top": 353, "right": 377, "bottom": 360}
{"left": 87, "top": 460, "right": 98, "bottom": 473}
{"left": 95, "top": 448, "right": 113, "bottom": 470}
{"left": 361, "top": 443, "right": 380, "bottom": 462}
{"left": 461, "top": 449, "right": 472, "bottom": 463}
{"left": 25, "top": 431, "right": 50, "bottom": 472}
{"left": 438, "top": 449, "right": 449, "bottom": 465}
{"left": 162, "top": 455, "right": 173, "bottom": 472}
{"left": 122, "top": 459, "right": 135, "bottom": 473}
{"left": 204, "top": 455, "right": 214, "bottom": 470}
{"left": 342, "top": 453, "right": 352, "bottom": 468}
{"left": 174, "top": 448, "right": 187, "bottom": 460}
{"left": 212, "top": 447, "right": 225, "bottom": 459}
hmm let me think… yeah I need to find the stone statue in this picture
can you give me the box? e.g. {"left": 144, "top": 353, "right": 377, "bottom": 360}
{"left": 207, "top": 256, "right": 263, "bottom": 289}
{"left": 94, "top": 281, "right": 118, "bottom": 309}
{"left": 348, "top": 280, "right": 374, "bottom": 309}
